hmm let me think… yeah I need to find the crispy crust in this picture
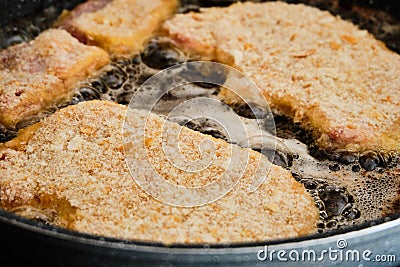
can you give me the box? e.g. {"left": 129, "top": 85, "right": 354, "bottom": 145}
{"left": 57, "top": 0, "right": 178, "bottom": 56}
{"left": 0, "top": 29, "right": 109, "bottom": 128}
{"left": 0, "top": 71, "right": 63, "bottom": 128}
{"left": 0, "top": 100, "right": 318, "bottom": 244}
{"left": 162, "top": 2, "right": 400, "bottom": 152}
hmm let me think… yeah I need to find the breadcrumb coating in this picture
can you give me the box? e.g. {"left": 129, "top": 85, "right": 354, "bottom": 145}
{"left": 0, "top": 100, "right": 318, "bottom": 244}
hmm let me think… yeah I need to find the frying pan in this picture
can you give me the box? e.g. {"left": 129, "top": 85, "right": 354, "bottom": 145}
{"left": 0, "top": 0, "right": 399, "bottom": 266}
